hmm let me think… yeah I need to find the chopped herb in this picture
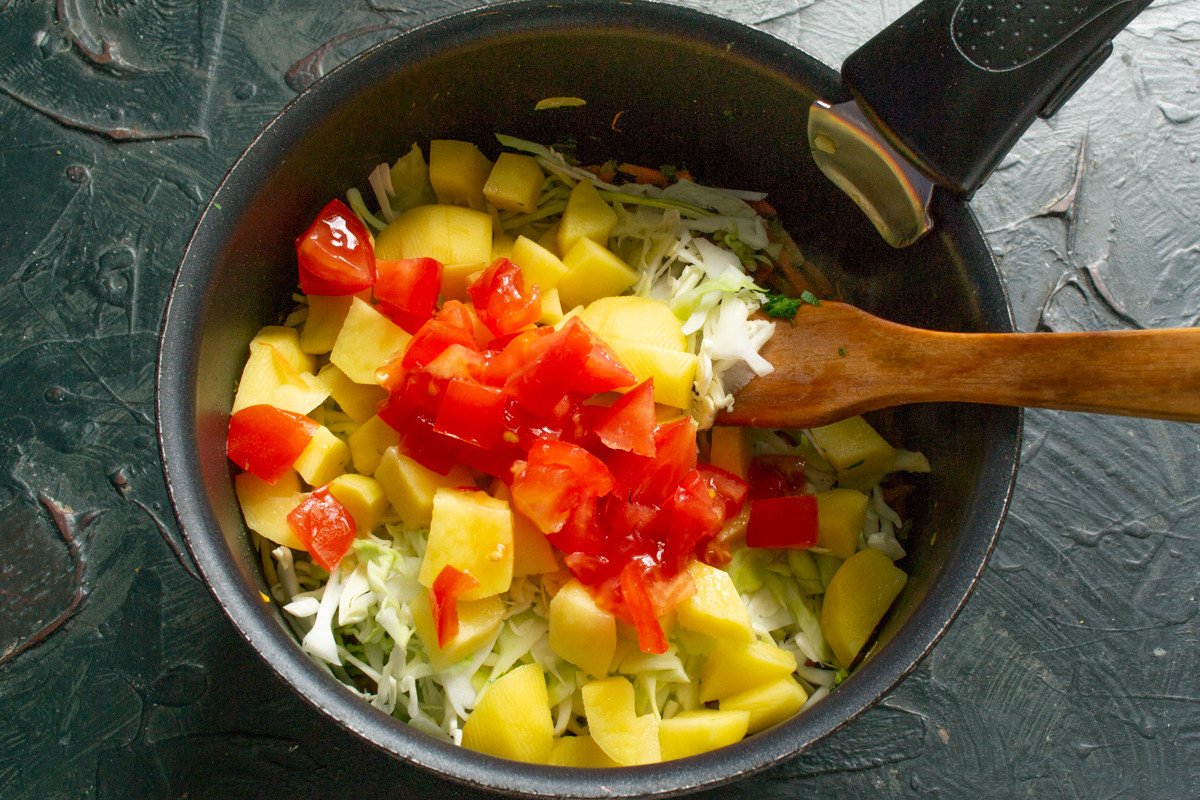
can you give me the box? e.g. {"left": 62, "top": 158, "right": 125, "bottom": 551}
{"left": 214, "top": 202, "right": 222, "bottom": 210}
{"left": 838, "top": 347, "right": 847, "bottom": 357}
{"left": 761, "top": 290, "right": 821, "bottom": 320}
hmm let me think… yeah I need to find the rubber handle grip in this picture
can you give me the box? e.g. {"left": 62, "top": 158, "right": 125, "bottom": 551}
{"left": 841, "top": 0, "right": 1153, "bottom": 196}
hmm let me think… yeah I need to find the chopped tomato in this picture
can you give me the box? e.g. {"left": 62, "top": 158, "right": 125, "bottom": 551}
{"left": 402, "top": 319, "right": 478, "bottom": 370}
{"left": 609, "top": 416, "right": 698, "bottom": 505}
{"left": 226, "top": 405, "right": 318, "bottom": 483}
{"left": 745, "top": 494, "right": 819, "bottom": 549}
{"left": 619, "top": 562, "right": 668, "bottom": 655}
{"left": 662, "top": 468, "right": 727, "bottom": 566}
{"left": 592, "top": 379, "right": 656, "bottom": 456}
{"left": 747, "top": 457, "right": 795, "bottom": 500}
{"left": 424, "top": 344, "right": 488, "bottom": 383}
{"left": 430, "top": 565, "right": 480, "bottom": 648}
{"left": 295, "top": 199, "right": 375, "bottom": 295}
{"left": 697, "top": 463, "right": 750, "bottom": 518}
{"left": 375, "top": 257, "right": 442, "bottom": 333}
{"left": 433, "top": 379, "right": 506, "bottom": 448}
{"left": 468, "top": 258, "right": 541, "bottom": 337}
{"left": 287, "top": 488, "right": 357, "bottom": 570}
{"left": 511, "top": 440, "right": 613, "bottom": 534}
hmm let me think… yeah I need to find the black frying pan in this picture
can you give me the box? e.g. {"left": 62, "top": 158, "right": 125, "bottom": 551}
{"left": 156, "top": 0, "right": 1142, "bottom": 795}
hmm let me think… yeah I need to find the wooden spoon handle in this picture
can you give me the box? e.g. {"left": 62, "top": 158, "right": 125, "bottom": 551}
{"left": 722, "top": 302, "right": 1200, "bottom": 428}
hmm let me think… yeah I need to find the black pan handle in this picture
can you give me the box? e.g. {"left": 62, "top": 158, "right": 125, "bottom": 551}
{"left": 841, "top": 0, "right": 1154, "bottom": 197}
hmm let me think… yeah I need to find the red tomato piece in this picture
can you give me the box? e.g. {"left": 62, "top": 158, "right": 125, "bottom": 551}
{"left": 468, "top": 258, "right": 541, "bottom": 337}
{"left": 747, "top": 457, "right": 802, "bottom": 500}
{"left": 375, "top": 257, "right": 443, "bottom": 333}
{"left": 592, "top": 379, "right": 657, "bottom": 457}
{"left": 619, "top": 562, "right": 668, "bottom": 655}
{"left": 433, "top": 379, "right": 506, "bottom": 448}
{"left": 287, "top": 488, "right": 357, "bottom": 570}
{"left": 502, "top": 322, "right": 593, "bottom": 415}
{"left": 697, "top": 463, "right": 749, "bottom": 518}
{"left": 401, "top": 319, "right": 478, "bottom": 370}
{"left": 425, "top": 344, "right": 488, "bottom": 383}
{"left": 745, "top": 494, "right": 819, "bottom": 549}
{"left": 663, "top": 468, "right": 727, "bottom": 566}
{"left": 226, "top": 404, "right": 318, "bottom": 483}
{"left": 430, "top": 565, "right": 481, "bottom": 648}
{"left": 295, "top": 199, "right": 376, "bottom": 295}
{"left": 608, "top": 416, "right": 699, "bottom": 505}
{"left": 573, "top": 320, "right": 636, "bottom": 394}
{"left": 482, "top": 326, "right": 558, "bottom": 386}
{"left": 511, "top": 440, "right": 614, "bottom": 534}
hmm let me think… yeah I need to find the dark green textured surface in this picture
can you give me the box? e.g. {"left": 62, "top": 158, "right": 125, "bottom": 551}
{"left": 2, "top": 1, "right": 1199, "bottom": 798}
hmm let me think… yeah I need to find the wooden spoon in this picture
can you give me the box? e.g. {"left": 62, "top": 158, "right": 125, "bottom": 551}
{"left": 717, "top": 301, "right": 1200, "bottom": 429}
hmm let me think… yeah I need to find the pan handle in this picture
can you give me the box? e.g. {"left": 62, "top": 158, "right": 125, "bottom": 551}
{"left": 841, "top": 0, "right": 1153, "bottom": 197}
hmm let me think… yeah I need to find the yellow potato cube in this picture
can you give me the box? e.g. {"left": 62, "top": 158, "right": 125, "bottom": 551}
{"left": 549, "top": 580, "right": 616, "bottom": 678}
{"left": 719, "top": 677, "right": 808, "bottom": 734}
{"left": 709, "top": 426, "right": 751, "bottom": 480}
{"left": 676, "top": 562, "right": 753, "bottom": 643}
{"left": 538, "top": 287, "right": 565, "bottom": 326}
{"left": 557, "top": 179, "right": 617, "bottom": 254}
{"left": 375, "top": 447, "right": 475, "bottom": 529}
{"left": 491, "top": 228, "right": 515, "bottom": 259}
{"left": 509, "top": 235, "right": 568, "bottom": 292}
{"left": 410, "top": 589, "right": 505, "bottom": 671}
{"left": 556, "top": 237, "right": 639, "bottom": 310}
{"left": 658, "top": 710, "right": 751, "bottom": 760}
{"left": 347, "top": 415, "right": 400, "bottom": 475}
{"left": 808, "top": 415, "right": 896, "bottom": 491}
{"left": 300, "top": 294, "right": 355, "bottom": 355}
{"left": 606, "top": 341, "right": 697, "bottom": 410}
{"left": 821, "top": 548, "right": 907, "bottom": 668}
{"left": 326, "top": 473, "right": 387, "bottom": 534}
{"left": 536, "top": 221, "right": 561, "bottom": 255}
{"left": 232, "top": 327, "right": 329, "bottom": 414}
{"left": 698, "top": 639, "right": 798, "bottom": 702}
{"left": 547, "top": 735, "right": 619, "bottom": 768}
{"left": 429, "top": 139, "right": 494, "bottom": 210}
{"left": 490, "top": 481, "right": 559, "bottom": 576}
{"left": 293, "top": 426, "right": 350, "bottom": 487}
{"left": 374, "top": 204, "right": 492, "bottom": 267}
{"left": 316, "top": 364, "right": 386, "bottom": 423}
{"left": 250, "top": 326, "right": 315, "bottom": 373}
{"left": 814, "top": 488, "right": 869, "bottom": 559}
{"left": 578, "top": 295, "right": 688, "bottom": 352}
{"left": 484, "top": 152, "right": 544, "bottom": 213}
{"left": 418, "top": 488, "right": 513, "bottom": 600}
{"left": 442, "top": 259, "right": 487, "bottom": 303}
{"left": 234, "top": 470, "right": 306, "bottom": 550}
{"left": 581, "top": 677, "right": 661, "bottom": 766}
{"left": 329, "top": 297, "right": 411, "bottom": 385}
{"left": 462, "top": 663, "right": 553, "bottom": 764}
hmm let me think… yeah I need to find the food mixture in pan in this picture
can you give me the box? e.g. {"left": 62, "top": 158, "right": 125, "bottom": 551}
{"left": 226, "top": 135, "right": 929, "bottom": 765}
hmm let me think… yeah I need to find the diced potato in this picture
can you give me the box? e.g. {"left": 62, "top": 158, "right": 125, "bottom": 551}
{"left": 607, "top": 341, "right": 697, "bottom": 410}
{"left": 410, "top": 589, "right": 505, "bottom": 671}
{"left": 326, "top": 473, "right": 387, "bottom": 534}
{"left": 698, "top": 639, "right": 798, "bottom": 702}
{"left": 232, "top": 329, "right": 329, "bottom": 414}
{"left": 301, "top": 294, "right": 355, "bottom": 355}
{"left": 429, "top": 139, "right": 493, "bottom": 210}
{"left": 490, "top": 481, "right": 559, "bottom": 576}
{"left": 658, "top": 710, "right": 751, "bottom": 760}
{"left": 708, "top": 426, "right": 751, "bottom": 479}
{"left": 549, "top": 579, "right": 616, "bottom": 678}
{"left": 329, "top": 297, "right": 411, "bottom": 385}
{"left": 538, "top": 287, "right": 564, "bottom": 326}
{"left": 316, "top": 364, "right": 386, "bottom": 423}
{"left": 676, "top": 562, "right": 753, "bottom": 643}
{"left": 548, "top": 735, "right": 620, "bottom": 768}
{"left": 581, "top": 677, "right": 660, "bottom": 766}
{"left": 808, "top": 415, "right": 896, "bottom": 491}
{"left": 347, "top": 415, "right": 400, "bottom": 475}
{"left": 814, "top": 488, "right": 869, "bottom": 559}
{"left": 578, "top": 295, "right": 687, "bottom": 352}
{"left": 821, "top": 548, "right": 907, "bottom": 667}
{"left": 537, "top": 221, "right": 561, "bottom": 255}
{"left": 462, "top": 663, "right": 554, "bottom": 764}
{"left": 418, "top": 488, "right": 513, "bottom": 599}
{"left": 376, "top": 447, "right": 475, "bottom": 529}
{"left": 293, "top": 426, "right": 350, "bottom": 487}
{"left": 234, "top": 471, "right": 306, "bottom": 550}
{"left": 442, "top": 260, "right": 487, "bottom": 303}
{"left": 484, "top": 152, "right": 544, "bottom": 213}
{"left": 556, "top": 237, "right": 639, "bottom": 309}
{"left": 509, "top": 235, "right": 568, "bottom": 292}
{"left": 557, "top": 179, "right": 617, "bottom": 254}
{"left": 491, "top": 229, "right": 515, "bottom": 259}
{"left": 373, "top": 204, "right": 492, "bottom": 267}
{"left": 719, "top": 677, "right": 808, "bottom": 734}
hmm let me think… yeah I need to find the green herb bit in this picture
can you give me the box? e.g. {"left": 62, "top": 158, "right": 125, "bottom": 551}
{"left": 838, "top": 347, "right": 847, "bottom": 357}
{"left": 761, "top": 293, "right": 804, "bottom": 320}
{"left": 800, "top": 290, "right": 821, "bottom": 306}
